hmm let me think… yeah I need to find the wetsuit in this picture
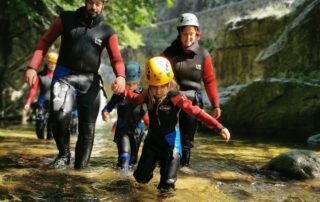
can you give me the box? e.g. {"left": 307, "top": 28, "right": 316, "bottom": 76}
{"left": 161, "top": 39, "right": 220, "bottom": 166}
{"left": 28, "top": 7, "right": 125, "bottom": 169}
{"left": 102, "top": 89, "right": 148, "bottom": 170}
{"left": 123, "top": 89, "right": 223, "bottom": 190}
{"left": 25, "top": 68, "right": 53, "bottom": 139}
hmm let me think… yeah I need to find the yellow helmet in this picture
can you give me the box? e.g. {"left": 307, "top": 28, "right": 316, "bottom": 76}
{"left": 46, "top": 51, "right": 58, "bottom": 64}
{"left": 145, "top": 57, "right": 174, "bottom": 86}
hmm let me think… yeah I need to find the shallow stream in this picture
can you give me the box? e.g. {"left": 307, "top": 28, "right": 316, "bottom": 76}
{"left": 0, "top": 124, "right": 319, "bottom": 201}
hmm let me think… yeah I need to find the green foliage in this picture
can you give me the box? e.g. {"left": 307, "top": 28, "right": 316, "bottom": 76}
{"left": 166, "top": 0, "right": 174, "bottom": 8}
{"left": 9, "top": 0, "right": 172, "bottom": 47}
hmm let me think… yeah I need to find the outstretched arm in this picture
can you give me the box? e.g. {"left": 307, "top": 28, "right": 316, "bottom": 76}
{"left": 170, "top": 92, "right": 230, "bottom": 142}
{"left": 122, "top": 89, "right": 148, "bottom": 106}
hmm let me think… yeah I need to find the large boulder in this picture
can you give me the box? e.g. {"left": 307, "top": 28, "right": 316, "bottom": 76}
{"left": 262, "top": 150, "right": 320, "bottom": 179}
{"left": 220, "top": 79, "right": 320, "bottom": 137}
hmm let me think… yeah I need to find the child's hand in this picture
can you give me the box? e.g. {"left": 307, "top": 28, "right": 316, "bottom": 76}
{"left": 102, "top": 111, "right": 110, "bottom": 122}
{"left": 219, "top": 128, "right": 230, "bottom": 142}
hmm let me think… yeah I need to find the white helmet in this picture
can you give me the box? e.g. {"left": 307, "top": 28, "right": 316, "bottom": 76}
{"left": 177, "top": 13, "right": 199, "bottom": 27}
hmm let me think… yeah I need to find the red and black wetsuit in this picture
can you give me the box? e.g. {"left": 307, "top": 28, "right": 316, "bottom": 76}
{"left": 25, "top": 69, "right": 54, "bottom": 140}
{"left": 28, "top": 7, "right": 125, "bottom": 169}
{"left": 161, "top": 39, "right": 220, "bottom": 166}
{"left": 123, "top": 89, "right": 223, "bottom": 189}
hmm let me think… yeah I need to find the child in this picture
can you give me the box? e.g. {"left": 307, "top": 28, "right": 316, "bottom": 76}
{"left": 24, "top": 51, "right": 58, "bottom": 140}
{"left": 120, "top": 56, "right": 230, "bottom": 190}
{"left": 102, "top": 61, "right": 149, "bottom": 172}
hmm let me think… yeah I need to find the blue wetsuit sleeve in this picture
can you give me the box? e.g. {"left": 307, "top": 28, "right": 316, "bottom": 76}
{"left": 102, "top": 94, "right": 123, "bottom": 112}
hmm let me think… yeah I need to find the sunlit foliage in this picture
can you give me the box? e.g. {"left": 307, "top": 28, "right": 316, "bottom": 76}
{"left": 7, "top": 0, "right": 174, "bottom": 47}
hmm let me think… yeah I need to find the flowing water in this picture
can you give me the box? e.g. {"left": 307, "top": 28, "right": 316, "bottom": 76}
{"left": 0, "top": 123, "right": 320, "bottom": 202}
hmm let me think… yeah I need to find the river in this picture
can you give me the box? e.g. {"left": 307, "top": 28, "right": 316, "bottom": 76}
{"left": 0, "top": 123, "right": 319, "bottom": 201}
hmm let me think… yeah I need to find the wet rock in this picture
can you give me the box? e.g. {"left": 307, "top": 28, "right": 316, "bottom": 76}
{"left": 307, "top": 134, "right": 320, "bottom": 145}
{"left": 220, "top": 79, "right": 320, "bottom": 137}
{"left": 262, "top": 150, "right": 320, "bottom": 179}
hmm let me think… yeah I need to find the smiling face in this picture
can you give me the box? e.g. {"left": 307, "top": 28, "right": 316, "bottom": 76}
{"left": 86, "top": 0, "right": 104, "bottom": 18}
{"left": 179, "top": 26, "right": 199, "bottom": 48}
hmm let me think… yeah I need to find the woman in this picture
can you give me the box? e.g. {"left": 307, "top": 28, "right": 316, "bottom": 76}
{"left": 121, "top": 56, "right": 230, "bottom": 190}
{"left": 161, "top": 13, "right": 221, "bottom": 166}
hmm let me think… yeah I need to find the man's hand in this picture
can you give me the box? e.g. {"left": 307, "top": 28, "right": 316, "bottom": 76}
{"left": 212, "top": 107, "right": 221, "bottom": 119}
{"left": 25, "top": 69, "right": 37, "bottom": 86}
{"left": 111, "top": 76, "right": 125, "bottom": 94}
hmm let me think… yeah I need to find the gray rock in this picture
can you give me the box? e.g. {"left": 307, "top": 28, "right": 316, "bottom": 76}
{"left": 262, "top": 150, "right": 320, "bottom": 179}
{"left": 307, "top": 134, "right": 320, "bottom": 145}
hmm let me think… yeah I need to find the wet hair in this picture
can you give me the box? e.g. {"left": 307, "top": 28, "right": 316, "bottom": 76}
{"left": 146, "top": 80, "right": 179, "bottom": 110}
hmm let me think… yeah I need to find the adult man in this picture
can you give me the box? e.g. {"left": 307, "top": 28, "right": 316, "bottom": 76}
{"left": 25, "top": 0, "right": 125, "bottom": 169}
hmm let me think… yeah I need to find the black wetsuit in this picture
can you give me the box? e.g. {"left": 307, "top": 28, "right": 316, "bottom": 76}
{"left": 124, "top": 89, "right": 223, "bottom": 190}
{"left": 162, "top": 39, "right": 216, "bottom": 166}
{"left": 102, "top": 89, "right": 147, "bottom": 170}
{"left": 130, "top": 91, "right": 182, "bottom": 190}
{"left": 31, "top": 7, "right": 126, "bottom": 169}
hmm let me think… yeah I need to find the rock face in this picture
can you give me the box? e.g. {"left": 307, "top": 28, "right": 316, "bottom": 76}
{"left": 262, "top": 150, "right": 320, "bottom": 179}
{"left": 219, "top": 79, "right": 320, "bottom": 137}
{"left": 214, "top": 0, "right": 320, "bottom": 86}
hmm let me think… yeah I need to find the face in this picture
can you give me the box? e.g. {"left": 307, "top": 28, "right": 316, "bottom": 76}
{"left": 125, "top": 82, "right": 139, "bottom": 91}
{"left": 179, "top": 26, "right": 198, "bottom": 48}
{"left": 47, "top": 62, "right": 56, "bottom": 71}
{"left": 149, "top": 84, "right": 169, "bottom": 99}
{"left": 86, "top": 0, "right": 104, "bottom": 18}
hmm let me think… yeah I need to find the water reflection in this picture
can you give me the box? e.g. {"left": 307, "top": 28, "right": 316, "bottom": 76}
{"left": 0, "top": 125, "right": 319, "bottom": 201}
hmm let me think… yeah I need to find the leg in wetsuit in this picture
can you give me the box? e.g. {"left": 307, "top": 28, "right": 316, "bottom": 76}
{"left": 115, "top": 131, "right": 143, "bottom": 171}
{"left": 133, "top": 135, "right": 180, "bottom": 190}
{"left": 50, "top": 73, "right": 101, "bottom": 169}
{"left": 179, "top": 91, "right": 202, "bottom": 167}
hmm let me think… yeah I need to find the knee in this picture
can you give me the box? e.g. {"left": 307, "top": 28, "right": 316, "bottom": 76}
{"left": 133, "top": 170, "right": 153, "bottom": 184}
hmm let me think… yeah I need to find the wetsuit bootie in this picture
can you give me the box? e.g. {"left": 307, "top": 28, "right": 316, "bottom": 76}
{"left": 50, "top": 111, "right": 72, "bottom": 168}
{"left": 49, "top": 156, "right": 70, "bottom": 169}
{"left": 118, "top": 153, "right": 131, "bottom": 172}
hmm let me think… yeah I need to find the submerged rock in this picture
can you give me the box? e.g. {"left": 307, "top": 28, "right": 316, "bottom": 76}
{"left": 307, "top": 134, "right": 320, "bottom": 145}
{"left": 262, "top": 150, "right": 320, "bottom": 179}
